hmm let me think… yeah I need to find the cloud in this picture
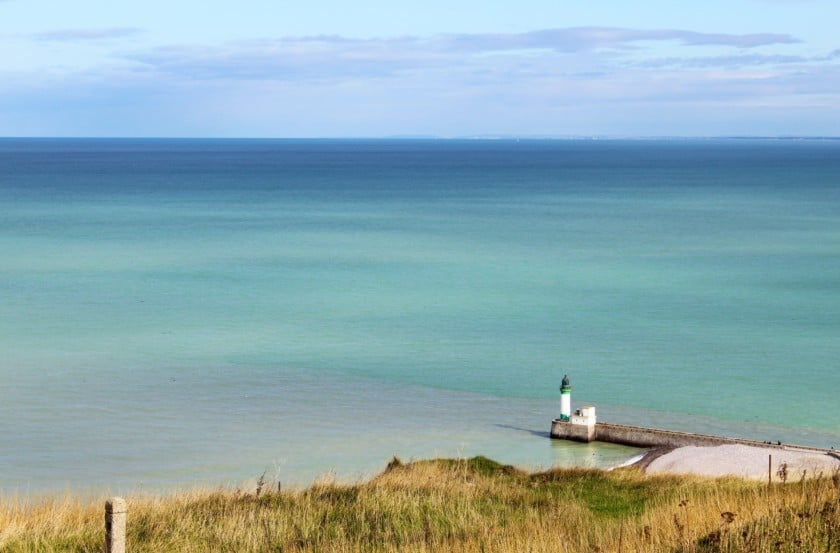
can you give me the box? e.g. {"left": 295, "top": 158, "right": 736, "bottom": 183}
{"left": 437, "top": 27, "right": 799, "bottom": 53}
{"left": 2, "top": 26, "right": 836, "bottom": 137}
{"left": 636, "top": 53, "right": 806, "bottom": 69}
{"left": 123, "top": 27, "right": 801, "bottom": 83}
{"left": 33, "top": 27, "right": 142, "bottom": 42}
{"left": 129, "top": 42, "right": 414, "bottom": 81}
{"left": 632, "top": 47, "right": 840, "bottom": 70}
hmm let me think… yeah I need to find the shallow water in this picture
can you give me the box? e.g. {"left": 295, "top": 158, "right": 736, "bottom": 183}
{"left": 1, "top": 138, "right": 838, "bottom": 494}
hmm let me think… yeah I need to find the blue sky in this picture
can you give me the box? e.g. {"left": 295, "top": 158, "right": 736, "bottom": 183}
{"left": 1, "top": 0, "right": 838, "bottom": 137}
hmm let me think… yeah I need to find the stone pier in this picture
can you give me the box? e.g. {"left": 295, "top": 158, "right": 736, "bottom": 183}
{"left": 550, "top": 420, "right": 831, "bottom": 453}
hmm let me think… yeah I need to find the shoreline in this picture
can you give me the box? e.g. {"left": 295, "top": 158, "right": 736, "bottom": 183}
{"left": 551, "top": 415, "right": 840, "bottom": 480}
{"left": 632, "top": 443, "right": 840, "bottom": 480}
{"left": 3, "top": 444, "right": 839, "bottom": 507}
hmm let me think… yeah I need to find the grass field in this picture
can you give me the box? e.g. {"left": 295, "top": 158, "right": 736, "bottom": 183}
{"left": 1, "top": 456, "right": 838, "bottom": 552}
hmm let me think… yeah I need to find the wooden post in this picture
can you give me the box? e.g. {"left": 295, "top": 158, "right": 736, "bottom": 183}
{"left": 768, "top": 455, "right": 772, "bottom": 486}
{"left": 105, "top": 497, "right": 127, "bottom": 553}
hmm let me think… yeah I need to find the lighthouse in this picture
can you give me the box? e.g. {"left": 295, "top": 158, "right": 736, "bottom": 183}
{"left": 552, "top": 374, "right": 597, "bottom": 441}
{"left": 559, "top": 374, "right": 571, "bottom": 421}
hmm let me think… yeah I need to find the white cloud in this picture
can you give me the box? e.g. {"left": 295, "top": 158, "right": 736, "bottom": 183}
{"left": 32, "top": 27, "right": 142, "bottom": 42}
{"left": 436, "top": 27, "right": 798, "bottom": 52}
{"left": 1, "top": 26, "right": 837, "bottom": 136}
{"left": 120, "top": 27, "right": 802, "bottom": 83}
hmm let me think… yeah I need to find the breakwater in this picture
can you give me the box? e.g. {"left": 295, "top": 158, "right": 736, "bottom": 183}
{"left": 550, "top": 420, "right": 832, "bottom": 453}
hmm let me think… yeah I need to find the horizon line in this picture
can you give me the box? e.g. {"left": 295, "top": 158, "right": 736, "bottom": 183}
{"left": 2, "top": 135, "right": 840, "bottom": 141}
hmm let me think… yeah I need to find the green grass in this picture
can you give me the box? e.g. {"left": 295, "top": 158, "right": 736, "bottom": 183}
{"left": 1, "top": 457, "right": 838, "bottom": 552}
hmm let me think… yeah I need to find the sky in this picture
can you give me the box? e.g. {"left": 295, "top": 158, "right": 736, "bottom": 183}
{"left": 1, "top": 0, "right": 838, "bottom": 137}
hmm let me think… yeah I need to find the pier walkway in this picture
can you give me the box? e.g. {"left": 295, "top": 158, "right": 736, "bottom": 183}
{"left": 551, "top": 420, "right": 835, "bottom": 455}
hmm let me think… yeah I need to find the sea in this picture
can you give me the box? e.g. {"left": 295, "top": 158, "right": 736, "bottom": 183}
{"left": 1, "top": 138, "right": 839, "bottom": 495}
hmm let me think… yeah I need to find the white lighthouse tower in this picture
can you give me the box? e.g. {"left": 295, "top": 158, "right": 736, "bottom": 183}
{"left": 559, "top": 374, "right": 571, "bottom": 421}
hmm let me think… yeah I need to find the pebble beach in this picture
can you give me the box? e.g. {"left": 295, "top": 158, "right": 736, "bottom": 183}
{"left": 642, "top": 444, "right": 840, "bottom": 480}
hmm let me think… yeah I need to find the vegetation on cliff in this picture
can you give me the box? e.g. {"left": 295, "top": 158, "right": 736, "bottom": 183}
{"left": 2, "top": 456, "right": 838, "bottom": 552}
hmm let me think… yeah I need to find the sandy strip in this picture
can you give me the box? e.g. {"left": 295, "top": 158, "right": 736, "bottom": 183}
{"left": 642, "top": 444, "right": 840, "bottom": 480}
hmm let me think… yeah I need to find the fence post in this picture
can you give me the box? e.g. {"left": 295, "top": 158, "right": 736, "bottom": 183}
{"left": 105, "top": 497, "right": 127, "bottom": 553}
{"left": 768, "top": 455, "right": 772, "bottom": 486}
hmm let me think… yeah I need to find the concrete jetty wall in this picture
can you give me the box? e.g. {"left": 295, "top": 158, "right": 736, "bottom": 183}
{"left": 551, "top": 420, "right": 830, "bottom": 453}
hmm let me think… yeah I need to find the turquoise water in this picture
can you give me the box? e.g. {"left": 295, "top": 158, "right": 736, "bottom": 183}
{"left": 1, "top": 138, "right": 839, "bottom": 493}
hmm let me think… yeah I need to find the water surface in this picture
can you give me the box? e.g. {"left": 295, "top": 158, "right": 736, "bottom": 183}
{"left": 1, "top": 138, "right": 838, "bottom": 493}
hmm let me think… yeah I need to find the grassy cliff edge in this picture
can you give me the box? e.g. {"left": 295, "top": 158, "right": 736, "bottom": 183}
{"left": 1, "top": 457, "right": 838, "bottom": 552}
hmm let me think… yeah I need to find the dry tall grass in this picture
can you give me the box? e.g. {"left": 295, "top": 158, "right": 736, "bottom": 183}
{"left": 1, "top": 457, "right": 838, "bottom": 552}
